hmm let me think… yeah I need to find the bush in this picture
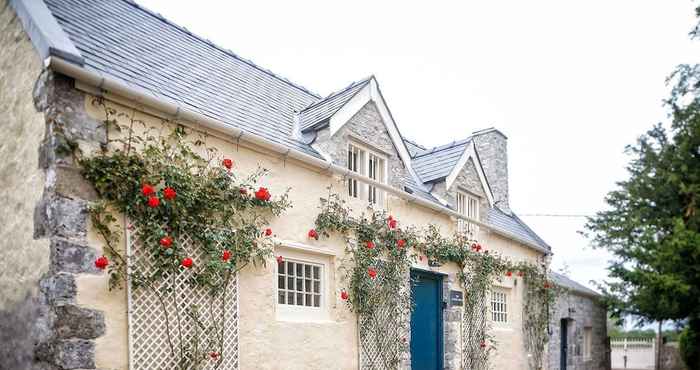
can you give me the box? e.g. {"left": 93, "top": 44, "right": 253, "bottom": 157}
{"left": 679, "top": 324, "right": 699, "bottom": 370}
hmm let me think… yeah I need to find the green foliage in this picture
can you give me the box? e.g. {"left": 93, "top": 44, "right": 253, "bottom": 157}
{"left": 584, "top": 7, "right": 700, "bottom": 357}
{"left": 679, "top": 320, "right": 700, "bottom": 370}
{"left": 312, "top": 191, "right": 556, "bottom": 370}
{"left": 80, "top": 100, "right": 291, "bottom": 369}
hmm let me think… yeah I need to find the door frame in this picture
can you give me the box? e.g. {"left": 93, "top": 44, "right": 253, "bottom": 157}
{"left": 560, "top": 318, "right": 568, "bottom": 370}
{"left": 410, "top": 268, "right": 445, "bottom": 370}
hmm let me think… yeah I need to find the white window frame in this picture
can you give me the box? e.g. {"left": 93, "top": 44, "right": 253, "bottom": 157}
{"left": 490, "top": 288, "right": 508, "bottom": 323}
{"left": 275, "top": 246, "right": 332, "bottom": 322}
{"left": 457, "top": 190, "right": 480, "bottom": 235}
{"left": 347, "top": 142, "right": 387, "bottom": 205}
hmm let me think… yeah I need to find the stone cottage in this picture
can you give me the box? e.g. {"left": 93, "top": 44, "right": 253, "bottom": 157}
{"left": 548, "top": 272, "right": 609, "bottom": 370}
{"left": 1, "top": 0, "right": 604, "bottom": 369}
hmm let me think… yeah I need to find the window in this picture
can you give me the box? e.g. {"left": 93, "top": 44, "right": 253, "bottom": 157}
{"left": 457, "top": 191, "right": 479, "bottom": 235}
{"left": 491, "top": 289, "right": 508, "bottom": 323}
{"left": 583, "top": 326, "right": 592, "bottom": 360}
{"left": 347, "top": 143, "right": 386, "bottom": 205}
{"left": 278, "top": 260, "right": 322, "bottom": 308}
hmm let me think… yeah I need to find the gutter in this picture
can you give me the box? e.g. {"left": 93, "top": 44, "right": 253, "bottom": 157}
{"left": 47, "top": 56, "right": 550, "bottom": 255}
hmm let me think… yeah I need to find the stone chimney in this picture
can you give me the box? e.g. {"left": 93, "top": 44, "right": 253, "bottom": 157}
{"left": 472, "top": 128, "right": 510, "bottom": 213}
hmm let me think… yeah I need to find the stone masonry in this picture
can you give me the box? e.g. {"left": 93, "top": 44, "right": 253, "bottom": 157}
{"left": 472, "top": 129, "right": 510, "bottom": 213}
{"left": 548, "top": 290, "right": 608, "bottom": 370}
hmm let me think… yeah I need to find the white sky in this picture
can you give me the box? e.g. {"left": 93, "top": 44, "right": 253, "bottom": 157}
{"left": 138, "top": 0, "right": 698, "bottom": 291}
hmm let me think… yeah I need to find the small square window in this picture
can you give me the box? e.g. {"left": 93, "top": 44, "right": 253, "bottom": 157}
{"left": 278, "top": 259, "right": 323, "bottom": 309}
{"left": 491, "top": 289, "right": 508, "bottom": 323}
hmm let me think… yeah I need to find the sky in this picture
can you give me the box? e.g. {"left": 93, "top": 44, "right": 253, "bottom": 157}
{"left": 138, "top": 0, "right": 698, "bottom": 291}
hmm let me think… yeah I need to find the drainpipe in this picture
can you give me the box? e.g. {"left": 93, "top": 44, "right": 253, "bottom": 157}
{"left": 46, "top": 56, "right": 550, "bottom": 255}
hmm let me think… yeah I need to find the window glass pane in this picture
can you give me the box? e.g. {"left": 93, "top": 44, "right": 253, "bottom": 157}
{"left": 304, "top": 265, "right": 311, "bottom": 277}
{"left": 296, "top": 264, "right": 303, "bottom": 277}
{"left": 287, "top": 277, "right": 294, "bottom": 290}
{"left": 278, "top": 275, "right": 285, "bottom": 289}
{"left": 314, "top": 281, "right": 320, "bottom": 293}
{"left": 288, "top": 291, "right": 295, "bottom": 305}
{"left": 314, "top": 295, "right": 320, "bottom": 307}
{"left": 313, "top": 266, "right": 320, "bottom": 279}
{"left": 296, "top": 278, "right": 303, "bottom": 291}
{"left": 306, "top": 294, "right": 312, "bottom": 306}
{"left": 296, "top": 293, "right": 304, "bottom": 306}
{"left": 286, "top": 262, "right": 293, "bottom": 276}
{"left": 305, "top": 279, "right": 312, "bottom": 292}
{"left": 278, "top": 291, "right": 285, "bottom": 304}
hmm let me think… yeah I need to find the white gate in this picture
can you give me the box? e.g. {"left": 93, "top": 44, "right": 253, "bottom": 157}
{"left": 127, "top": 230, "right": 240, "bottom": 370}
{"left": 611, "top": 337, "right": 656, "bottom": 370}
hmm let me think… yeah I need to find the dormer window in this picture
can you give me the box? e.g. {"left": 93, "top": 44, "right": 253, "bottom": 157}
{"left": 457, "top": 191, "right": 479, "bottom": 235}
{"left": 347, "top": 143, "right": 386, "bottom": 205}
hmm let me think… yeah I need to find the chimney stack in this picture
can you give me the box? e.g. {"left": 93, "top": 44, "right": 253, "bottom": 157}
{"left": 472, "top": 128, "right": 510, "bottom": 213}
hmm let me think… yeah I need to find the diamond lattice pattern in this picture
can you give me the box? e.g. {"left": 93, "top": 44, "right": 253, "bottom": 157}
{"left": 128, "top": 231, "right": 239, "bottom": 370}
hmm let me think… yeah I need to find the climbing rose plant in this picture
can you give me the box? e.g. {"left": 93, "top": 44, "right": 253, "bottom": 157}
{"left": 312, "top": 191, "right": 557, "bottom": 370}
{"left": 79, "top": 99, "right": 291, "bottom": 369}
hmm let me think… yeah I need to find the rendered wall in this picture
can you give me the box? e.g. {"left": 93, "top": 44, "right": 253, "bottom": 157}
{"left": 0, "top": 1, "right": 52, "bottom": 367}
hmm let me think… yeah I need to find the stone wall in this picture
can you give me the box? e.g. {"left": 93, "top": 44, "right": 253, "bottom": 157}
{"left": 432, "top": 157, "right": 490, "bottom": 224}
{"left": 0, "top": 2, "right": 53, "bottom": 368}
{"left": 472, "top": 129, "right": 510, "bottom": 213}
{"left": 548, "top": 291, "right": 609, "bottom": 370}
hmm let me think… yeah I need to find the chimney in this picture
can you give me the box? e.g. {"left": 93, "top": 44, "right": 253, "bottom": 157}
{"left": 472, "top": 128, "right": 510, "bottom": 213}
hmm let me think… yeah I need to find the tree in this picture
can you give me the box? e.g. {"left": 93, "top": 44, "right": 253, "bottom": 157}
{"left": 583, "top": 4, "right": 700, "bottom": 368}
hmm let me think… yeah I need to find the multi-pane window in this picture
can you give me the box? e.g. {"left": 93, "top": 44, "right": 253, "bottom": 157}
{"left": 347, "top": 143, "right": 386, "bottom": 205}
{"left": 278, "top": 260, "right": 322, "bottom": 308}
{"left": 457, "top": 191, "right": 479, "bottom": 234}
{"left": 491, "top": 289, "right": 508, "bottom": 323}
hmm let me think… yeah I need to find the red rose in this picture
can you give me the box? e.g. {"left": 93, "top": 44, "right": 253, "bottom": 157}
{"left": 163, "top": 187, "right": 176, "bottom": 200}
{"left": 368, "top": 267, "right": 377, "bottom": 279}
{"left": 222, "top": 158, "right": 233, "bottom": 170}
{"left": 276, "top": 255, "right": 284, "bottom": 264}
{"left": 181, "top": 257, "right": 193, "bottom": 268}
{"left": 475, "top": 244, "right": 482, "bottom": 252}
{"left": 505, "top": 271, "right": 512, "bottom": 277}
{"left": 340, "top": 290, "right": 349, "bottom": 300}
{"left": 239, "top": 187, "right": 248, "bottom": 195}
{"left": 160, "top": 236, "right": 173, "bottom": 248}
{"left": 397, "top": 239, "right": 406, "bottom": 248}
{"left": 141, "top": 184, "right": 155, "bottom": 196}
{"left": 147, "top": 196, "right": 160, "bottom": 208}
{"left": 255, "top": 187, "right": 271, "bottom": 201}
{"left": 388, "top": 218, "right": 397, "bottom": 229}
{"left": 222, "top": 250, "right": 231, "bottom": 261}
{"left": 95, "top": 256, "right": 109, "bottom": 270}
{"left": 209, "top": 351, "right": 219, "bottom": 359}
{"left": 480, "top": 341, "right": 487, "bottom": 349}
{"left": 265, "top": 228, "right": 272, "bottom": 236}
{"left": 419, "top": 256, "right": 424, "bottom": 261}
{"left": 544, "top": 282, "right": 551, "bottom": 289}
{"left": 366, "top": 241, "right": 375, "bottom": 249}
{"left": 308, "top": 229, "right": 318, "bottom": 240}
{"left": 471, "top": 243, "right": 478, "bottom": 251}
{"left": 518, "top": 271, "right": 524, "bottom": 277}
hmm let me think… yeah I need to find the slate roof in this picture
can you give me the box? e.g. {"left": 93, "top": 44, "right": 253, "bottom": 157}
{"left": 412, "top": 138, "right": 472, "bottom": 183}
{"left": 43, "top": 0, "right": 322, "bottom": 157}
{"left": 550, "top": 272, "right": 601, "bottom": 297}
{"left": 298, "top": 77, "right": 372, "bottom": 132}
{"left": 487, "top": 208, "right": 551, "bottom": 251}
{"left": 38, "top": 0, "right": 550, "bottom": 253}
{"left": 404, "top": 139, "right": 427, "bottom": 157}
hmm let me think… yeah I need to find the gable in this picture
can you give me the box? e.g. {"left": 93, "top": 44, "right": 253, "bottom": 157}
{"left": 451, "top": 157, "right": 488, "bottom": 199}
{"left": 312, "top": 101, "right": 410, "bottom": 189}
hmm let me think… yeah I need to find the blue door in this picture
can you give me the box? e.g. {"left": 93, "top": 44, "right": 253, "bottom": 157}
{"left": 410, "top": 269, "right": 443, "bottom": 370}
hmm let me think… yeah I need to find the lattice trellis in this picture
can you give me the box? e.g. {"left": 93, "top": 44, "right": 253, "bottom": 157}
{"left": 127, "top": 230, "right": 240, "bottom": 370}
{"left": 358, "top": 264, "right": 410, "bottom": 370}
{"left": 461, "top": 269, "right": 492, "bottom": 370}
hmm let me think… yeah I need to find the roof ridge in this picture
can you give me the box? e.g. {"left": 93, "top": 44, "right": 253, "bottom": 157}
{"left": 413, "top": 137, "right": 472, "bottom": 158}
{"left": 299, "top": 76, "right": 373, "bottom": 112}
{"left": 124, "top": 0, "right": 321, "bottom": 99}
{"left": 403, "top": 138, "right": 427, "bottom": 150}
